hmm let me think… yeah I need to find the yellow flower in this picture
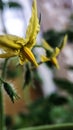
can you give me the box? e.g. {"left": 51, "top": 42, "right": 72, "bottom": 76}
{"left": 41, "top": 35, "right": 68, "bottom": 69}
{"left": 0, "top": 0, "right": 40, "bottom": 67}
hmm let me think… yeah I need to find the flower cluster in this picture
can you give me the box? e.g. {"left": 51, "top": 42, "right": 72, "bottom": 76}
{"left": 0, "top": 0, "right": 67, "bottom": 69}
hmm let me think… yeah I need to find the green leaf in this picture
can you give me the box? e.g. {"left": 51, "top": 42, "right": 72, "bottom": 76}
{"left": 43, "top": 29, "right": 73, "bottom": 48}
{"left": 3, "top": 82, "right": 20, "bottom": 103}
{"left": 49, "top": 93, "right": 68, "bottom": 106}
{"left": 0, "top": 1, "right": 4, "bottom": 10}
{"left": 43, "top": 30, "right": 64, "bottom": 48}
{"left": 54, "top": 78, "right": 73, "bottom": 95}
{"left": 7, "top": 2, "right": 22, "bottom": 9}
{"left": 66, "top": 65, "right": 73, "bottom": 70}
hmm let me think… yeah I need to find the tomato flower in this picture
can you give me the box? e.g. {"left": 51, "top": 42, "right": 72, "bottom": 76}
{"left": 41, "top": 35, "right": 68, "bottom": 69}
{"left": 0, "top": 0, "right": 40, "bottom": 67}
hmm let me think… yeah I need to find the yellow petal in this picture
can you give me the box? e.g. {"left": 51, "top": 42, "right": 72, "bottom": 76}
{"left": 42, "top": 39, "right": 53, "bottom": 52}
{"left": 0, "top": 35, "right": 22, "bottom": 49}
{"left": 3, "top": 34, "right": 25, "bottom": 46}
{"left": 52, "top": 47, "right": 60, "bottom": 57}
{"left": 23, "top": 47, "right": 38, "bottom": 67}
{"left": 41, "top": 55, "right": 59, "bottom": 69}
{"left": 41, "top": 55, "right": 50, "bottom": 62}
{"left": 0, "top": 52, "right": 16, "bottom": 58}
{"left": 25, "top": 0, "right": 40, "bottom": 49}
{"left": 59, "top": 35, "right": 68, "bottom": 51}
{"left": 51, "top": 57, "right": 59, "bottom": 69}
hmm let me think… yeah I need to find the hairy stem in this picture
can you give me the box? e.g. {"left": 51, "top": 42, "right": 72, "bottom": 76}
{"left": 0, "top": 58, "right": 9, "bottom": 130}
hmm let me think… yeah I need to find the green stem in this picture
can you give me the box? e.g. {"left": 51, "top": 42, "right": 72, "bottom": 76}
{"left": 0, "top": 58, "right": 9, "bottom": 130}
{"left": 0, "top": 81, "right": 4, "bottom": 130}
{"left": 2, "top": 58, "right": 8, "bottom": 79}
{"left": 19, "top": 123, "right": 73, "bottom": 130}
{"left": 33, "top": 45, "right": 43, "bottom": 48}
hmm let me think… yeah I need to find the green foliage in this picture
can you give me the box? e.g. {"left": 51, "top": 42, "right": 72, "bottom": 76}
{"left": 43, "top": 29, "right": 73, "bottom": 49}
{"left": 54, "top": 78, "right": 73, "bottom": 95}
{"left": 48, "top": 93, "right": 68, "bottom": 106}
{"left": 51, "top": 97, "right": 73, "bottom": 123}
{"left": 43, "top": 30, "right": 63, "bottom": 48}
{"left": 11, "top": 93, "right": 68, "bottom": 129}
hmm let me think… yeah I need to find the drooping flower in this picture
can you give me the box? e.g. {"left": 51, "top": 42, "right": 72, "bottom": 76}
{"left": 41, "top": 35, "right": 68, "bottom": 69}
{"left": 0, "top": 0, "right": 40, "bottom": 67}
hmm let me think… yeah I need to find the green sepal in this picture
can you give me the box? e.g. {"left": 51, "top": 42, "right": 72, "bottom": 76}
{"left": 23, "top": 64, "right": 32, "bottom": 89}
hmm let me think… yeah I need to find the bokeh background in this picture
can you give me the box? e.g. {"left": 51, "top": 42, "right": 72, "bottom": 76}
{"left": 0, "top": 0, "right": 73, "bottom": 129}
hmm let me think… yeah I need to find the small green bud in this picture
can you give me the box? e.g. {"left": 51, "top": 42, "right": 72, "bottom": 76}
{"left": 3, "top": 82, "right": 20, "bottom": 103}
